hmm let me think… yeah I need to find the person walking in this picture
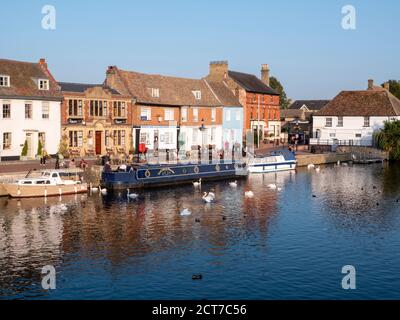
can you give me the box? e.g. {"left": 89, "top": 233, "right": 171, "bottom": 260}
{"left": 55, "top": 153, "right": 60, "bottom": 169}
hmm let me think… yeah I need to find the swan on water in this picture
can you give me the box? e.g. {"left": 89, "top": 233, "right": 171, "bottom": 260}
{"left": 100, "top": 188, "right": 107, "bottom": 196}
{"left": 268, "top": 184, "right": 277, "bottom": 190}
{"left": 229, "top": 180, "right": 238, "bottom": 187}
{"left": 127, "top": 189, "right": 138, "bottom": 199}
{"left": 315, "top": 166, "right": 321, "bottom": 172}
{"left": 245, "top": 191, "right": 254, "bottom": 198}
{"left": 180, "top": 208, "right": 192, "bottom": 216}
{"left": 202, "top": 192, "right": 215, "bottom": 203}
{"left": 307, "top": 164, "right": 315, "bottom": 170}
{"left": 193, "top": 178, "right": 202, "bottom": 187}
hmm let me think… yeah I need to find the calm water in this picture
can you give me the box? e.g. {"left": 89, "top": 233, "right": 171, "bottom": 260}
{"left": 1, "top": 163, "right": 400, "bottom": 300}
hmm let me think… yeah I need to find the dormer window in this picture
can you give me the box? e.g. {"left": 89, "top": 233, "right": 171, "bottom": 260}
{"left": 39, "top": 79, "right": 50, "bottom": 90}
{"left": 0, "top": 75, "right": 10, "bottom": 87}
{"left": 193, "top": 91, "right": 201, "bottom": 100}
{"left": 151, "top": 88, "right": 160, "bottom": 98}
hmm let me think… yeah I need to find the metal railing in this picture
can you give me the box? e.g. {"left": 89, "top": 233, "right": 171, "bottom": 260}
{"left": 309, "top": 139, "right": 373, "bottom": 147}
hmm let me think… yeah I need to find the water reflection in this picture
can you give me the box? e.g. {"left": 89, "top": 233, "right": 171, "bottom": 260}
{"left": 1, "top": 165, "right": 400, "bottom": 299}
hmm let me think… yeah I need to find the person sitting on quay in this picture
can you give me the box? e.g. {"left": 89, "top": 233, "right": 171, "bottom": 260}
{"left": 69, "top": 158, "right": 76, "bottom": 168}
{"left": 79, "top": 158, "right": 88, "bottom": 170}
{"left": 103, "top": 161, "right": 112, "bottom": 173}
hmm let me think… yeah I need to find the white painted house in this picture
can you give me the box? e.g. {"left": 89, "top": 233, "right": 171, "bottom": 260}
{"left": 311, "top": 80, "right": 400, "bottom": 147}
{"left": 0, "top": 58, "right": 62, "bottom": 161}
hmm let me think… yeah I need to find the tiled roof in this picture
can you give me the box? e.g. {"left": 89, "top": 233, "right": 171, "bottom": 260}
{"left": 316, "top": 90, "right": 400, "bottom": 116}
{"left": 205, "top": 80, "right": 241, "bottom": 107}
{"left": 281, "top": 109, "right": 305, "bottom": 119}
{"left": 59, "top": 82, "right": 121, "bottom": 95}
{"left": 0, "top": 58, "right": 62, "bottom": 100}
{"left": 289, "top": 100, "right": 330, "bottom": 111}
{"left": 107, "top": 67, "right": 222, "bottom": 107}
{"left": 228, "top": 70, "right": 279, "bottom": 95}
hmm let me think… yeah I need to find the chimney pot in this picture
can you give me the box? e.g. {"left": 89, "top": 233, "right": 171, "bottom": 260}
{"left": 209, "top": 61, "right": 228, "bottom": 81}
{"left": 384, "top": 82, "right": 390, "bottom": 91}
{"left": 368, "top": 79, "right": 374, "bottom": 90}
{"left": 261, "top": 64, "right": 270, "bottom": 87}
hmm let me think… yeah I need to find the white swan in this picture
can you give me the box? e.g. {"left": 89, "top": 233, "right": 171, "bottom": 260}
{"left": 208, "top": 191, "right": 216, "bottom": 199}
{"left": 229, "top": 180, "right": 238, "bottom": 187}
{"left": 268, "top": 183, "right": 277, "bottom": 190}
{"left": 127, "top": 189, "right": 138, "bottom": 199}
{"left": 193, "top": 178, "right": 202, "bottom": 187}
{"left": 180, "top": 208, "right": 192, "bottom": 216}
{"left": 315, "top": 166, "right": 321, "bottom": 172}
{"left": 100, "top": 188, "right": 107, "bottom": 196}
{"left": 245, "top": 191, "right": 254, "bottom": 198}
{"left": 89, "top": 183, "right": 99, "bottom": 193}
{"left": 307, "top": 164, "right": 315, "bottom": 170}
{"left": 202, "top": 192, "right": 215, "bottom": 203}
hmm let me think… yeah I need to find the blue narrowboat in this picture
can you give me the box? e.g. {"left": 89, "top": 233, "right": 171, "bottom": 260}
{"left": 101, "top": 161, "right": 248, "bottom": 189}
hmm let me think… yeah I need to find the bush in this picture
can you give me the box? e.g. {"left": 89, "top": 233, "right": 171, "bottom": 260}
{"left": 37, "top": 139, "right": 43, "bottom": 157}
{"left": 21, "top": 140, "right": 28, "bottom": 157}
{"left": 374, "top": 120, "right": 400, "bottom": 160}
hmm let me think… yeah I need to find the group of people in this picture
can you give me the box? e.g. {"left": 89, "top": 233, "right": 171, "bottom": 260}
{"left": 39, "top": 152, "right": 88, "bottom": 170}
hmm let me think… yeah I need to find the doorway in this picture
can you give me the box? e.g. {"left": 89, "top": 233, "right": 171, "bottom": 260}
{"left": 25, "top": 133, "right": 34, "bottom": 159}
{"left": 95, "top": 131, "right": 102, "bottom": 155}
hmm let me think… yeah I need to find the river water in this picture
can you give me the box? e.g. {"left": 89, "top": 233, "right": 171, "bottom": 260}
{"left": 1, "top": 163, "right": 400, "bottom": 300}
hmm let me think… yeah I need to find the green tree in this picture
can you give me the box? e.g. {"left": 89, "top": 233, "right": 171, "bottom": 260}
{"left": 269, "top": 76, "right": 289, "bottom": 109}
{"left": 381, "top": 80, "right": 400, "bottom": 100}
{"left": 374, "top": 120, "right": 400, "bottom": 160}
{"left": 58, "top": 134, "right": 69, "bottom": 158}
{"left": 37, "top": 139, "right": 43, "bottom": 157}
{"left": 21, "top": 140, "right": 28, "bottom": 157}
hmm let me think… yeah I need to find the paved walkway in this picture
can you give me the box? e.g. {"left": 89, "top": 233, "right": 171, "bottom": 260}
{"left": 0, "top": 158, "right": 98, "bottom": 175}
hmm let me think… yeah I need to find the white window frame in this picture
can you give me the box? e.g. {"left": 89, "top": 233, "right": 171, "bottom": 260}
{"left": 25, "top": 102, "right": 33, "bottom": 119}
{"left": 193, "top": 91, "right": 201, "bottom": 100}
{"left": 236, "top": 110, "right": 241, "bottom": 121}
{"left": 363, "top": 116, "right": 370, "bottom": 127}
{"left": 3, "top": 132, "right": 12, "bottom": 150}
{"left": 226, "top": 110, "right": 231, "bottom": 121}
{"left": 42, "top": 102, "right": 50, "bottom": 119}
{"left": 38, "top": 79, "right": 50, "bottom": 91}
{"left": 2, "top": 102, "right": 11, "bottom": 119}
{"left": 337, "top": 116, "right": 343, "bottom": 127}
{"left": 151, "top": 88, "right": 160, "bottom": 98}
{"left": 0, "top": 75, "right": 10, "bottom": 87}
{"left": 181, "top": 107, "right": 188, "bottom": 122}
{"left": 164, "top": 108, "right": 174, "bottom": 121}
{"left": 211, "top": 108, "right": 216, "bottom": 122}
{"left": 140, "top": 107, "right": 151, "bottom": 121}
{"left": 193, "top": 108, "right": 199, "bottom": 122}
{"left": 325, "top": 117, "right": 332, "bottom": 127}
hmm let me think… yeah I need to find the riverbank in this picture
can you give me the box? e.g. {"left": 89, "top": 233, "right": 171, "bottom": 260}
{"left": 295, "top": 152, "right": 352, "bottom": 167}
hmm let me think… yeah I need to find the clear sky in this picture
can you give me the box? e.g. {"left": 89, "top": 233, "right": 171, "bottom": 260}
{"left": 1, "top": 0, "right": 399, "bottom": 100}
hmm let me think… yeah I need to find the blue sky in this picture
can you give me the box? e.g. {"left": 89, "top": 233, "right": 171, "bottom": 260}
{"left": 1, "top": 0, "right": 399, "bottom": 100}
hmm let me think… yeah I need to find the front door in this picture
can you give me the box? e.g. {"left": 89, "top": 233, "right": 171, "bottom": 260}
{"left": 25, "top": 133, "right": 34, "bottom": 159}
{"left": 95, "top": 131, "right": 102, "bottom": 155}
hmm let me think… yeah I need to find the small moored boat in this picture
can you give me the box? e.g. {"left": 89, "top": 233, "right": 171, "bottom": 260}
{"left": 3, "top": 169, "right": 88, "bottom": 198}
{"left": 247, "top": 150, "right": 297, "bottom": 173}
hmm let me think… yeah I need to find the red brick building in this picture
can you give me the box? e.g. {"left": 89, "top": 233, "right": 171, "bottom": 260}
{"left": 206, "top": 61, "right": 281, "bottom": 142}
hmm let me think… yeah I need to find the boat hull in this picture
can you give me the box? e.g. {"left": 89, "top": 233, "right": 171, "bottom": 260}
{"left": 248, "top": 161, "right": 296, "bottom": 173}
{"left": 101, "top": 162, "right": 248, "bottom": 190}
{"left": 4, "top": 183, "right": 88, "bottom": 198}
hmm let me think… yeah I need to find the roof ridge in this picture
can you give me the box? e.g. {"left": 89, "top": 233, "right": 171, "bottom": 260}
{"left": 203, "top": 79, "right": 222, "bottom": 104}
{"left": 118, "top": 68, "right": 203, "bottom": 82}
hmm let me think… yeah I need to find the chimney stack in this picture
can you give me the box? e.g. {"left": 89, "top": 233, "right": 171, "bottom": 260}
{"left": 208, "top": 61, "right": 228, "bottom": 81}
{"left": 368, "top": 79, "right": 374, "bottom": 90}
{"left": 261, "top": 64, "right": 270, "bottom": 87}
{"left": 39, "top": 58, "right": 48, "bottom": 69}
{"left": 384, "top": 82, "right": 390, "bottom": 91}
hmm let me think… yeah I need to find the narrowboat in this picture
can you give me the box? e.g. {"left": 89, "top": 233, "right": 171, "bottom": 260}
{"left": 247, "top": 150, "right": 297, "bottom": 173}
{"left": 101, "top": 161, "right": 248, "bottom": 190}
{"left": 3, "top": 169, "right": 88, "bottom": 198}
